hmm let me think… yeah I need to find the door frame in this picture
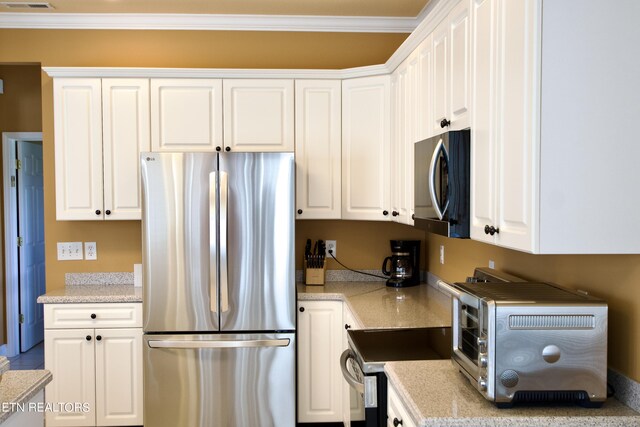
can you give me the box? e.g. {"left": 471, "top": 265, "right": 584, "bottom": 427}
{"left": 2, "top": 132, "right": 43, "bottom": 357}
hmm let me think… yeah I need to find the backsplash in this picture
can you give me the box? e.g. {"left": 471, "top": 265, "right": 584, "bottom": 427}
{"left": 65, "top": 272, "right": 134, "bottom": 286}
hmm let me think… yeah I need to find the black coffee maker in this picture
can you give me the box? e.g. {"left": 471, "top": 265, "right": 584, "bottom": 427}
{"left": 381, "top": 240, "right": 421, "bottom": 287}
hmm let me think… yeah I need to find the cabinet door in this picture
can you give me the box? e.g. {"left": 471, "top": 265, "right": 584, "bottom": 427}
{"left": 431, "top": 19, "right": 449, "bottom": 136}
{"left": 53, "top": 78, "right": 104, "bottom": 220}
{"left": 390, "top": 66, "right": 407, "bottom": 224}
{"left": 448, "top": 0, "right": 471, "bottom": 130}
{"left": 95, "top": 328, "right": 144, "bottom": 426}
{"left": 150, "top": 79, "right": 223, "bottom": 152}
{"left": 470, "top": 0, "right": 498, "bottom": 244}
{"left": 102, "top": 79, "right": 150, "bottom": 220}
{"left": 295, "top": 80, "right": 341, "bottom": 219}
{"left": 45, "top": 329, "right": 96, "bottom": 427}
{"left": 342, "top": 75, "right": 391, "bottom": 221}
{"left": 297, "top": 300, "right": 343, "bottom": 423}
{"left": 387, "top": 383, "right": 417, "bottom": 427}
{"left": 223, "top": 79, "right": 294, "bottom": 152}
{"left": 417, "top": 34, "right": 434, "bottom": 141}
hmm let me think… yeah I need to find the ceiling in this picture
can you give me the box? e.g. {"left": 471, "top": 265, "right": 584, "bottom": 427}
{"left": 0, "top": 0, "right": 431, "bottom": 17}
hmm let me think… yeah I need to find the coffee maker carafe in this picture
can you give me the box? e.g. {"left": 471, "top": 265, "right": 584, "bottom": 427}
{"left": 381, "top": 240, "right": 421, "bottom": 287}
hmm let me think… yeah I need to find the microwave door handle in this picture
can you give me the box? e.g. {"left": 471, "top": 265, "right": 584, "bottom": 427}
{"left": 428, "top": 138, "right": 445, "bottom": 220}
{"left": 340, "top": 349, "right": 365, "bottom": 395}
{"left": 440, "top": 143, "right": 450, "bottom": 216}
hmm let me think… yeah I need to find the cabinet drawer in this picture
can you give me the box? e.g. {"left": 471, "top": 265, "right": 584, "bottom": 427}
{"left": 44, "top": 303, "right": 142, "bottom": 329}
{"left": 387, "top": 383, "right": 416, "bottom": 427}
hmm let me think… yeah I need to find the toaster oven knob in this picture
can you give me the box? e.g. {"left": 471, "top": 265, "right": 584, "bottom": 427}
{"left": 479, "top": 354, "right": 488, "bottom": 368}
{"left": 477, "top": 337, "right": 487, "bottom": 350}
{"left": 478, "top": 377, "right": 488, "bottom": 391}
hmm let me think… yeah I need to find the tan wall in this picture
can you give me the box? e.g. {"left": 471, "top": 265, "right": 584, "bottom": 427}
{"left": 427, "top": 234, "right": 640, "bottom": 382}
{"left": 0, "top": 28, "right": 409, "bottom": 290}
{"left": 0, "top": 64, "right": 43, "bottom": 344}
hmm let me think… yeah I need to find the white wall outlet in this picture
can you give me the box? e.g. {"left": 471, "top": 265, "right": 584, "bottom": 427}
{"left": 85, "top": 242, "right": 97, "bottom": 260}
{"left": 489, "top": 260, "right": 495, "bottom": 269}
{"left": 57, "top": 242, "right": 83, "bottom": 260}
{"left": 325, "top": 240, "right": 337, "bottom": 258}
{"left": 440, "top": 245, "right": 445, "bottom": 265}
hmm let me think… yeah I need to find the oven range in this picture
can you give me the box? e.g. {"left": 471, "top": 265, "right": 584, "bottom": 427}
{"left": 341, "top": 327, "right": 452, "bottom": 427}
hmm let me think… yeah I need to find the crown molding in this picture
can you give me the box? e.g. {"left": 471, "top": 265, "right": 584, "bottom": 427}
{"left": 42, "top": 64, "right": 392, "bottom": 80}
{"left": 0, "top": 12, "right": 418, "bottom": 32}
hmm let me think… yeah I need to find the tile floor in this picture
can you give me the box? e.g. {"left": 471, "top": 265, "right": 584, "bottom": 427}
{"left": 8, "top": 341, "right": 44, "bottom": 370}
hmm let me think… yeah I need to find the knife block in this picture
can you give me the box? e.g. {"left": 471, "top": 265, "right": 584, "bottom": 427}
{"left": 304, "top": 260, "right": 326, "bottom": 286}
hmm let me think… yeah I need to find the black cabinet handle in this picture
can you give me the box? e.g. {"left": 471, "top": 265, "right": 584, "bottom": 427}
{"left": 95, "top": 210, "right": 101, "bottom": 215}
{"left": 216, "top": 146, "right": 222, "bottom": 152}
{"left": 440, "top": 118, "right": 451, "bottom": 128}
{"left": 90, "top": 313, "right": 97, "bottom": 319}
{"left": 383, "top": 210, "right": 389, "bottom": 216}
{"left": 299, "top": 307, "right": 305, "bottom": 312}
{"left": 96, "top": 335, "right": 102, "bottom": 341}
{"left": 225, "top": 147, "right": 231, "bottom": 152}
{"left": 484, "top": 225, "right": 500, "bottom": 236}
{"left": 345, "top": 324, "right": 351, "bottom": 330}
{"left": 392, "top": 211, "right": 399, "bottom": 217}
{"left": 393, "top": 418, "right": 403, "bottom": 426}
{"left": 411, "top": 214, "right": 415, "bottom": 220}
{"left": 86, "top": 335, "right": 92, "bottom": 341}
{"left": 105, "top": 210, "right": 111, "bottom": 215}
{"left": 297, "top": 209, "right": 303, "bottom": 215}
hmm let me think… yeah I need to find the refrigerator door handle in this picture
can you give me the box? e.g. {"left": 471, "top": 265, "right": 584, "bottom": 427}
{"left": 210, "top": 172, "right": 218, "bottom": 313}
{"left": 147, "top": 338, "right": 291, "bottom": 349}
{"left": 220, "top": 171, "right": 229, "bottom": 313}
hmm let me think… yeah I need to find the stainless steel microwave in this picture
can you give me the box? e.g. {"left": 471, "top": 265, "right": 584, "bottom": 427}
{"left": 414, "top": 130, "right": 470, "bottom": 237}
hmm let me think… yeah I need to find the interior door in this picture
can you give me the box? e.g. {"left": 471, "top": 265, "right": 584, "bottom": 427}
{"left": 17, "top": 140, "right": 45, "bottom": 352}
{"left": 218, "top": 152, "right": 295, "bottom": 332}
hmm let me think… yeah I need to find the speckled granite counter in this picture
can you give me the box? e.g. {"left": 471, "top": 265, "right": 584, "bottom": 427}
{"left": 385, "top": 360, "right": 640, "bottom": 427}
{"left": 297, "top": 281, "right": 451, "bottom": 328}
{"left": 0, "top": 363, "right": 52, "bottom": 424}
{"left": 37, "top": 284, "right": 142, "bottom": 304}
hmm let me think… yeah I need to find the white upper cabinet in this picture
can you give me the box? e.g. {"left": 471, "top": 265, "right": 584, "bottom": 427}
{"left": 416, "top": 34, "right": 434, "bottom": 142}
{"left": 295, "top": 80, "right": 342, "bottom": 219}
{"left": 102, "top": 79, "right": 150, "bottom": 220}
{"left": 54, "top": 78, "right": 149, "bottom": 221}
{"left": 432, "top": 0, "right": 471, "bottom": 135}
{"left": 223, "top": 79, "right": 294, "bottom": 152}
{"left": 471, "top": 0, "right": 640, "bottom": 253}
{"left": 150, "top": 79, "right": 223, "bottom": 152}
{"left": 342, "top": 75, "right": 391, "bottom": 221}
{"left": 54, "top": 78, "right": 104, "bottom": 221}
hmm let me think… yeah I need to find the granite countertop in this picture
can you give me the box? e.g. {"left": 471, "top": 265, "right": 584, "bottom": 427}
{"left": 37, "top": 284, "right": 142, "bottom": 304}
{"left": 297, "top": 281, "right": 451, "bottom": 329}
{"left": 385, "top": 360, "right": 640, "bottom": 427}
{"left": 0, "top": 357, "right": 52, "bottom": 424}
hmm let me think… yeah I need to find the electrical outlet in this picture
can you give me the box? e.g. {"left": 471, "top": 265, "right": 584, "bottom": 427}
{"left": 57, "top": 242, "right": 83, "bottom": 260}
{"left": 440, "top": 245, "right": 445, "bottom": 265}
{"left": 85, "top": 242, "right": 97, "bottom": 260}
{"left": 488, "top": 260, "right": 495, "bottom": 269}
{"left": 325, "top": 240, "right": 337, "bottom": 258}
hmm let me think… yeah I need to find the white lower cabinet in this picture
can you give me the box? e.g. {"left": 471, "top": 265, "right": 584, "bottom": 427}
{"left": 387, "top": 382, "right": 417, "bottom": 427}
{"left": 2, "top": 391, "right": 44, "bottom": 427}
{"left": 297, "top": 300, "right": 344, "bottom": 423}
{"left": 44, "top": 303, "right": 143, "bottom": 427}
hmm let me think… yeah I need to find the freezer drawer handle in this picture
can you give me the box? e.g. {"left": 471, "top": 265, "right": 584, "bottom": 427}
{"left": 147, "top": 338, "right": 290, "bottom": 349}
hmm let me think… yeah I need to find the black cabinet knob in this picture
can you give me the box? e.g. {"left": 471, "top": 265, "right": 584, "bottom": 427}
{"left": 96, "top": 335, "right": 102, "bottom": 341}
{"left": 225, "top": 147, "right": 231, "bottom": 152}
{"left": 90, "top": 313, "right": 97, "bottom": 319}
{"left": 297, "top": 209, "right": 303, "bottom": 215}
{"left": 484, "top": 225, "right": 500, "bottom": 236}
{"left": 95, "top": 210, "right": 101, "bottom": 215}
{"left": 86, "top": 335, "right": 92, "bottom": 341}
{"left": 105, "top": 210, "right": 111, "bottom": 215}
{"left": 393, "top": 418, "right": 403, "bottom": 427}
{"left": 216, "top": 146, "right": 222, "bottom": 152}
{"left": 345, "top": 324, "right": 351, "bottom": 330}
{"left": 383, "top": 210, "right": 389, "bottom": 216}
{"left": 440, "top": 118, "right": 451, "bottom": 128}
{"left": 392, "top": 211, "right": 399, "bottom": 217}
{"left": 411, "top": 214, "right": 415, "bottom": 220}
{"left": 299, "top": 307, "right": 305, "bottom": 312}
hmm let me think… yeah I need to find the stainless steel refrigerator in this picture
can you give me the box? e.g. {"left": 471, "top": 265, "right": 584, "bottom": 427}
{"left": 141, "top": 152, "right": 296, "bottom": 427}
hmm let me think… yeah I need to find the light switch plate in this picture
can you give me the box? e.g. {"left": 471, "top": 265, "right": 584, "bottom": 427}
{"left": 57, "top": 242, "right": 83, "bottom": 260}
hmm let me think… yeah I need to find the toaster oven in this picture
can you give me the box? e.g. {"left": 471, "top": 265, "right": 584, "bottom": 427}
{"left": 438, "top": 271, "right": 608, "bottom": 407}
